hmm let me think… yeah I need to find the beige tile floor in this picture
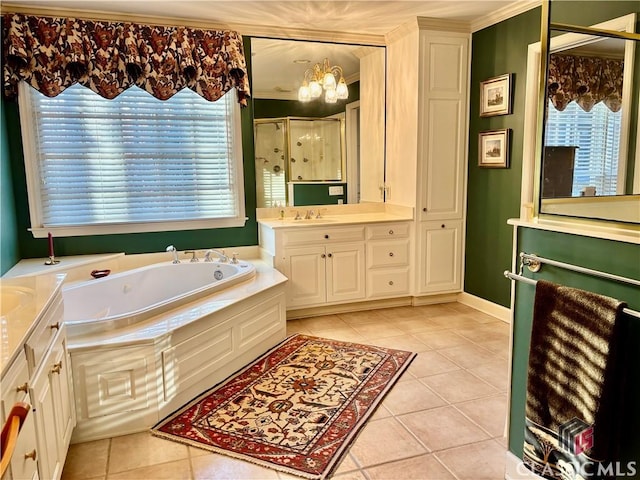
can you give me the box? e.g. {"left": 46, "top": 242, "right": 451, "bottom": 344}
{"left": 61, "top": 302, "right": 511, "bottom": 480}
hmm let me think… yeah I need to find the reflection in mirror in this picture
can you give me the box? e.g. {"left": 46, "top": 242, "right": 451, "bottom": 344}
{"left": 538, "top": 13, "right": 640, "bottom": 223}
{"left": 251, "top": 38, "right": 385, "bottom": 207}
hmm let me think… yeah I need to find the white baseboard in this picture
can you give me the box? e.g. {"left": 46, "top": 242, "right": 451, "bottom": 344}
{"left": 457, "top": 291, "right": 511, "bottom": 323}
{"left": 505, "top": 451, "right": 544, "bottom": 480}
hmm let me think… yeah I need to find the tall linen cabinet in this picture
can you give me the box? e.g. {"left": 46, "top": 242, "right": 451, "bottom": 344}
{"left": 385, "top": 19, "right": 470, "bottom": 300}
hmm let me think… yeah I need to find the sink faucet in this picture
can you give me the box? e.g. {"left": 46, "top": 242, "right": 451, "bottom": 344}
{"left": 204, "top": 249, "right": 228, "bottom": 263}
{"left": 166, "top": 245, "right": 180, "bottom": 264}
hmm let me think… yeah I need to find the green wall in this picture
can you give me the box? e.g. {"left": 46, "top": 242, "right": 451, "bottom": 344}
{"left": 465, "top": 8, "right": 541, "bottom": 307}
{"left": 465, "top": 0, "right": 640, "bottom": 307}
{"left": 1, "top": 37, "right": 258, "bottom": 268}
{"left": 1, "top": 101, "right": 20, "bottom": 275}
{"left": 509, "top": 228, "right": 640, "bottom": 475}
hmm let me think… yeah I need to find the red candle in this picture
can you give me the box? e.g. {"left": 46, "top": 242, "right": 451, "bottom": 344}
{"left": 48, "top": 232, "right": 54, "bottom": 257}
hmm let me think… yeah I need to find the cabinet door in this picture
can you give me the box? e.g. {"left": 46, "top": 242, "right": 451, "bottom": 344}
{"left": 418, "top": 220, "right": 462, "bottom": 293}
{"left": 30, "top": 351, "right": 63, "bottom": 480}
{"left": 418, "top": 33, "right": 468, "bottom": 221}
{"left": 326, "top": 243, "right": 366, "bottom": 303}
{"left": 283, "top": 246, "right": 326, "bottom": 308}
{"left": 49, "top": 334, "right": 74, "bottom": 459}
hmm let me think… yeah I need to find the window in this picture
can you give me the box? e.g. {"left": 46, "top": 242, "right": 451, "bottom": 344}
{"left": 19, "top": 83, "right": 245, "bottom": 237}
{"left": 545, "top": 100, "right": 622, "bottom": 197}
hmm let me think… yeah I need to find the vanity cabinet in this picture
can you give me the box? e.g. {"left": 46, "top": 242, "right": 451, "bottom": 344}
{"left": 417, "top": 220, "right": 463, "bottom": 293}
{"left": 1, "top": 352, "right": 38, "bottom": 480}
{"left": 259, "top": 220, "right": 414, "bottom": 310}
{"left": 279, "top": 228, "right": 366, "bottom": 308}
{"left": 366, "top": 223, "right": 411, "bottom": 298}
{"left": 0, "top": 281, "right": 75, "bottom": 480}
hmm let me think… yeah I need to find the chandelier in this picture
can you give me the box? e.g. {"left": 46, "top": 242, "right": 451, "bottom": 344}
{"left": 297, "top": 58, "right": 349, "bottom": 104}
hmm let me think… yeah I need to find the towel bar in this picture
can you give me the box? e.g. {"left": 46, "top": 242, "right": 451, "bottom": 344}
{"left": 520, "top": 252, "right": 640, "bottom": 287}
{"left": 504, "top": 271, "right": 640, "bottom": 320}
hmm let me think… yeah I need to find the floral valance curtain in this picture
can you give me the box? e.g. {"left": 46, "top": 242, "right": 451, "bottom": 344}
{"left": 2, "top": 13, "right": 250, "bottom": 105}
{"left": 547, "top": 53, "right": 623, "bottom": 113}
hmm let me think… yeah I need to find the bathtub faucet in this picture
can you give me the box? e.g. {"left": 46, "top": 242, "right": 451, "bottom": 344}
{"left": 166, "top": 245, "right": 180, "bottom": 264}
{"left": 204, "top": 249, "right": 228, "bottom": 263}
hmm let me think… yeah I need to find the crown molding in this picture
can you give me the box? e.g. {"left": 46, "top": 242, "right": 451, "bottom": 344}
{"left": 417, "top": 17, "right": 471, "bottom": 33}
{"left": 0, "top": 3, "right": 386, "bottom": 46}
{"left": 384, "top": 20, "right": 419, "bottom": 45}
{"left": 470, "top": 0, "right": 541, "bottom": 33}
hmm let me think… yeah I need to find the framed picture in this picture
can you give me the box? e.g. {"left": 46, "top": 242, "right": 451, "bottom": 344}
{"left": 480, "top": 74, "right": 512, "bottom": 117}
{"left": 478, "top": 129, "right": 510, "bottom": 168}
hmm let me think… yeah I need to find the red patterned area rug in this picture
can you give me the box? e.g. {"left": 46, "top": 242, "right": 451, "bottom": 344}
{"left": 151, "top": 334, "right": 415, "bottom": 479}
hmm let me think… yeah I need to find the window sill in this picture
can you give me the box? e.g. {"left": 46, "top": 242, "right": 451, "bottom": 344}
{"left": 30, "top": 217, "right": 248, "bottom": 238}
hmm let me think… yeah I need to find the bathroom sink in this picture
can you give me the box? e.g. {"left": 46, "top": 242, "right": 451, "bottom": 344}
{"left": 0, "top": 286, "right": 35, "bottom": 316}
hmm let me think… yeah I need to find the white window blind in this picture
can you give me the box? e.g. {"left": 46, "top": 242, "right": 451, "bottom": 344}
{"left": 545, "top": 100, "right": 621, "bottom": 196}
{"left": 19, "top": 83, "right": 245, "bottom": 237}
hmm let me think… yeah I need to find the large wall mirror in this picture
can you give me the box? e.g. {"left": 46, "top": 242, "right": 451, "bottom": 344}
{"left": 250, "top": 38, "right": 385, "bottom": 208}
{"left": 536, "top": 4, "right": 640, "bottom": 223}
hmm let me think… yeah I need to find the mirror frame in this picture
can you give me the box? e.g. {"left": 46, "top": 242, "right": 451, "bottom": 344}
{"left": 532, "top": 1, "right": 640, "bottom": 225}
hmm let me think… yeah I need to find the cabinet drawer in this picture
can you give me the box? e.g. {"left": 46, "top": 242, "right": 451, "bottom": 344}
{"left": 367, "top": 269, "right": 411, "bottom": 298}
{"left": 367, "top": 239, "right": 410, "bottom": 268}
{"left": 282, "top": 226, "right": 365, "bottom": 246}
{"left": 24, "top": 295, "right": 63, "bottom": 375}
{"left": 366, "top": 222, "right": 410, "bottom": 240}
{"left": 1, "top": 351, "right": 30, "bottom": 418}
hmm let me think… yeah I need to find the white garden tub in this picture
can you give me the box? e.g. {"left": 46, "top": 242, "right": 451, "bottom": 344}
{"left": 63, "top": 260, "right": 256, "bottom": 336}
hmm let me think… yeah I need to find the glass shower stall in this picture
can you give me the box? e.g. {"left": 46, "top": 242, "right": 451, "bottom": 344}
{"left": 254, "top": 117, "right": 345, "bottom": 207}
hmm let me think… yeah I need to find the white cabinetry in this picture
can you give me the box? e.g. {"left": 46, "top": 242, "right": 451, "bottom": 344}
{"left": 1, "top": 285, "right": 74, "bottom": 480}
{"left": 417, "top": 32, "right": 468, "bottom": 222}
{"left": 366, "top": 223, "right": 411, "bottom": 298}
{"left": 278, "top": 226, "right": 366, "bottom": 308}
{"left": 418, "top": 220, "right": 463, "bottom": 293}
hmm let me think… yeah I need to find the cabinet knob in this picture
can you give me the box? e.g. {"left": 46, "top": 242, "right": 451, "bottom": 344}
{"left": 50, "top": 322, "right": 60, "bottom": 330}
{"left": 51, "top": 361, "right": 63, "bottom": 375}
{"left": 388, "top": 281, "right": 394, "bottom": 286}
{"left": 388, "top": 229, "right": 394, "bottom": 235}
{"left": 422, "top": 207, "right": 427, "bottom": 212}
{"left": 324, "top": 234, "right": 329, "bottom": 239}
{"left": 327, "top": 253, "right": 333, "bottom": 258}
{"left": 441, "top": 224, "right": 445, "bottom": 228}
{"left": 320, "top": 254, "right": 326, "bottom": 259}
{"left": 389, "top": 252, "right": 394, "bottom": 257}
{"left": 24, "top": 450, "right": 37, "bottom": 461}
{"left": 16, "top": 382, "right": 29, "bottom": 393}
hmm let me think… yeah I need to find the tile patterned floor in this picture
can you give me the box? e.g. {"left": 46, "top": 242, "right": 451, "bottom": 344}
{"left": 61, "top": 302, "right": 510, "bottom": 480}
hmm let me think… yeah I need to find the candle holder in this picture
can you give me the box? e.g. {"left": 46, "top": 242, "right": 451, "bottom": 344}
{"left": 44, "top": 255, "right": 60, "bottom": 265}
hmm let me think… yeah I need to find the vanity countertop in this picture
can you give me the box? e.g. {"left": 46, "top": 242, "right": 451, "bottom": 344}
{"left": 0, "top": 273, "right": 66, "bottom": 373}
{"left": 257, "top": 211, "right": 413, "bottom": 229}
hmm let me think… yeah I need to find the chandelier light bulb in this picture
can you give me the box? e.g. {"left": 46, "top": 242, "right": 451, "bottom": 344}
{"left": 309, "top": 80, "right": 322, "bottom": 98}
{"left": 298, "top": 84, "right": 311, "bottom": 102}
{"left": 323, "top": 71, "right": 336, "bottom": 90}
{"left": 325, "top": 88, "right": 338, "bottom": 103}
{"left": 336, "top": 78, "right": 348, "bottom": 100}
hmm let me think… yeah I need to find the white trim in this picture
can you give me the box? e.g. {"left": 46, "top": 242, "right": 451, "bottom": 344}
{"left": 505, "top": 451, "right": 545, "bottom": 480}
{"left": 19, "top": 83, "right": 246, "bottom": 238}
{"left": 507, "top": 218, "right": 640, "bottom": 244}
{"left": 345, "top": 101, "right": 361, "bottom": 205}
{"left": 457, "top": 292, "right": 511, "bottom": 323}
{"left": 471, "top": 0, "right": 541, "bottom": 33}
{"left": 252, "top": 89, "right": 297, "bottom": 101}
